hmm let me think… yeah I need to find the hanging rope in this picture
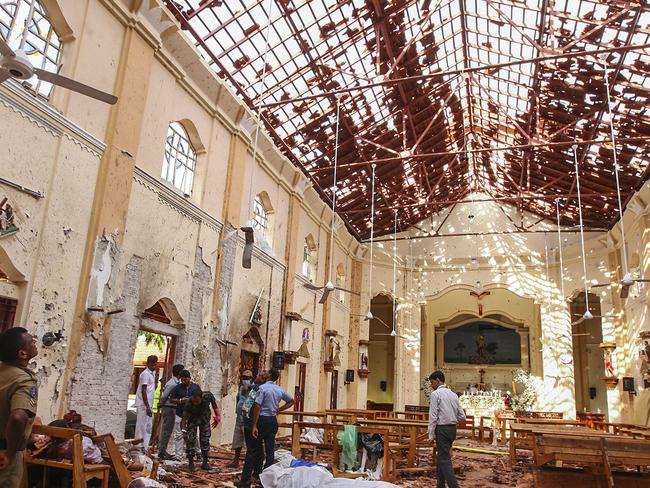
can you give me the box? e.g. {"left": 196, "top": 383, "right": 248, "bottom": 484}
{"left": 392, "top": 209, "right": 398, "bottom": 335}
{"left": 19, "top": 0, "right": 37, "bottom": 52}
{"left": 246, "top": 0, "right": 275, "bottom": 224}
{"left": 572, "top": 145, "right": 590, "bottom": 312}
{"left": 555, "top": 198, "right": 566, "bottom": 300}
{"left": 327, "top": 95, "right": 343, "bottom": 284}
{"left": 602, "top": 62, "right": 629, "bottom": 277}
{"left": 367, "top": 163, "right": 376, "bottom": 314}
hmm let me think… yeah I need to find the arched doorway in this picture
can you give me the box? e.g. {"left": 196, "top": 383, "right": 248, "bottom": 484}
{"left": 367, "top": 294, "right": 395, "bottom": 410}
{"left": 125, "top": 299, "right": 183, "bottom": 439}
{"left": 569, "top": 292, "right": 607, "bottom": 416}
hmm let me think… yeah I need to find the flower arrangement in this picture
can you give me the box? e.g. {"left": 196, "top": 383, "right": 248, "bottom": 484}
{"left": 459, "top": 393, "right": 503, "bottom": 412}
{"left": 511, "top": 368, "right": 543, "bottom": 411}
{"left": 421, "top": 367, "right": 447, "bottom": 399}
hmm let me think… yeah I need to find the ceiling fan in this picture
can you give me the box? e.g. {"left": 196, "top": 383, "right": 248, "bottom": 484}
{"left": 587, "top": 60, "right": 649, "bottom": 298}
{"left": 374, "top": 210, "right": 406, "bottom": 340}
{"left": 0, "top": 8, "right": 116, "bottom": 105}
{"left": 303, "top": 95, "right": 359, "bottom": 304}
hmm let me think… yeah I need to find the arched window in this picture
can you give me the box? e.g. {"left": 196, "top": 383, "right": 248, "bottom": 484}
{"left": 302, "top": 235, "right": 317, "bottom": 283}
{"left": 161, "top": 121, "right": 196, "bottom": 196}
{"left": 252, "top": 196, "right": 268, "bottom": 234}
{"left": 336, "top": 264, "right": 346, "bottom": 303}
{"left": 0, "top": 0, "right": 62, "bottom": 99}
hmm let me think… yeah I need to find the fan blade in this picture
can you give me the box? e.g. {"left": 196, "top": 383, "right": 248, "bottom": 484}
{"left": 335, "top": 286, "right": 360, "bottom": 296}
{"left": 0, "top": 68, "right": 10, "bottom": 83}
{"left": 303, "top": 283, "right": 323, "bottom": 291}
{"left": 590, "top": 283, "right": 611, "bottom": 289}
{"left": 571, "top": 317, "right": 585, "bottom": 326}
{"left": 620, "top": 284, "right": 629, "bottom": 299}
{"left": 33, "top": 68, "right": 117, "bottom": 105}
{"left": 635, "top": 279, "right": 650, "bottom": 283}
{"left": 319, "top": 287, "right": 332, "bottom": 304}
{"left": 0, "top": 37, "right": 14, "bottom": 58}
{"left": 241, "top": 226, "right": 254, "bottom": 269}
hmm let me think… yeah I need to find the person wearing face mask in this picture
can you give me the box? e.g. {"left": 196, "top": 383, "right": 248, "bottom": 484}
{"left": 228, "top": 370, "right": 253, "bottom": 468}
{"left": 0, "top": 327, "right": 39, "bottom": 488}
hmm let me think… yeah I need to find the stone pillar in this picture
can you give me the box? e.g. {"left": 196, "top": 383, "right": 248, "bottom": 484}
{"left": 59, "top": 19, "right": 156, "bottom": 416}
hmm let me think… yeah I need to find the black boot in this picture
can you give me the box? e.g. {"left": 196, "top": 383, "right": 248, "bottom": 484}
{"left": 201, "top": 450, "right": 211, "bottom": 471}
{"left": 188, "top": 452, "right": 196, "bottom": 471}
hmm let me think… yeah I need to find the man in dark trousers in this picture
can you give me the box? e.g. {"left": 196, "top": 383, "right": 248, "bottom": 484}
{"left": 236, "top": 368, "right": 293, "bottom": 488}
{"left": 0, "top": 327, "right": 38, "bottom": 488}
{"left": 181, "top": 388, "right": 220, "bottom": 471}
{"left": 428, "top": 370, "right": 466, "bottom": 488}
{"left": 157, "top": 363, "right": 184, "bottom": 460}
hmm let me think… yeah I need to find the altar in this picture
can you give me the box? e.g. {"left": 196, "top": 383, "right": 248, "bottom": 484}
{"left": 435, "top": 320, "right": 531, "bottom": 393}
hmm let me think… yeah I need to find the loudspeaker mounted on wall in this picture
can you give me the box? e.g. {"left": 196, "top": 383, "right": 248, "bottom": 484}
{"left": 589, "top": 387, "right": 597, "bottom": 399}
{"left": 272, "top": 351, "right": 286, "bottom": 370}
{"left": 345, "top": 369, "right": 354, "bottom": 385}
{"left": 622, "top": 376, "right": 635, "bottom": 393}
{"left": 380, "top": 380, "right": 387, "bottom": 392}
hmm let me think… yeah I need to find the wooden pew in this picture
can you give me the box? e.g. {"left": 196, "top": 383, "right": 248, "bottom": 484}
{"left": 23, "top": 425, "right": 112, "bottom": 488}
{"left": 290, "top": 421, "right": 396, "bottom": 481}
{"left": 354, "top": 418, "right": 433, "bottom": 476}
{"left": 332, "top": 425, "right": 394, "bottom": 481}
{"left": 532, "top": 433, "right": 650, "bottom": 487}
{"left": 509, "top": 422, "right": 617, "bottom": 464}
{"left": 457, "top": 415, "right": 476, "bottom": 438}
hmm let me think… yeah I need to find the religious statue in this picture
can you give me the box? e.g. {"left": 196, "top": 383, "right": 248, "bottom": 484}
{"left": 360, "top": 352, "right": 369, "bottom": 370}
{"left": 0, "top": 198, "right": 17, "bottom": 236}
{"left": 297, "top": 327, "right": 310, "bottom": 358}
{"left": 328, "top": 337, "right": 336, "bottom": 362}
{"left": 604, "top": 349, "right": 615, "bottom": 377}
{"left": 476, "top": 333, "right": 486, "bottom": 357}
{"left": 251, "top": 304, "right": 263, "bottom": 325}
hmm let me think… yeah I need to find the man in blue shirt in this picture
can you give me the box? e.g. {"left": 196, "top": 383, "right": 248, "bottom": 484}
{"left": 236, "top": 368, "right": 293, "bottom": 487}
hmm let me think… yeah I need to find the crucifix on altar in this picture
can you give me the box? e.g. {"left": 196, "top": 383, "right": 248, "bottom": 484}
{"left": 469, "top": 290, "right": 491, "bottom": 316}
{"left": 478, "top": 368, "right": 487, "bottom": 391}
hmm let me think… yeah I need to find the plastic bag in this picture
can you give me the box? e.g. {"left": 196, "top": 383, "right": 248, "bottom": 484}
{"left": 358, "top": 433, "right": 383, "bottom": 456}
{"left": 337, "top": 425, "right": 358, "bottom": 470}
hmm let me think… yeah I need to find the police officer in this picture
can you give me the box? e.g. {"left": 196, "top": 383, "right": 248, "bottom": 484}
{"left": 0, "top": 327, "right": 38, "bottom": 488}
{"left": 181, "top": 388, "right": 220, "bottom": 471}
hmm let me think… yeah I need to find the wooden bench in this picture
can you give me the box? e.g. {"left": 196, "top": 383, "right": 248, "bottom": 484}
{"left": 23, "top": 425, "right": 112, "bottom": 488}
{"left": 457, "top": 415, "right": 476, "bottom": 438}
{"left": 509, "top": 422, "right": 613, "bottom": 464}
{"left": 532, "top": 433, "right": 650, "bottom": 487}
{"left": 290, "top": 421, "right": 396, "bottom": 481}
{"left": 332, "top": 425, "right": 395, "bottom": 481}
{"left": 354, "top": 418, "right": 433, "bottom": 477}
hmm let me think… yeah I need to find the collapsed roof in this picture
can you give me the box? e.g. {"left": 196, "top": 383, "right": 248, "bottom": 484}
{"left": 166, "top": 0, "right": 650, "bottom": 239}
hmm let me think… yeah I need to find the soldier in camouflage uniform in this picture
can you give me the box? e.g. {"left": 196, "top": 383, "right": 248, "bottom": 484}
{"left": 181, "top": 388, "right": 220, "bottom": 471}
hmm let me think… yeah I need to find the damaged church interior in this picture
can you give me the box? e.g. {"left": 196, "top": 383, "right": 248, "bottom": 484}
{"left": 1, "top": 0, "right": 650, "bottom": 486}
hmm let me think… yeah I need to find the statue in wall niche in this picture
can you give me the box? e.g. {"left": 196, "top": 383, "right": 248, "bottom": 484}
{"left": 360, "top": 353, "right": 369, "bottom": 370}
{"left": 604, "top": 349, "right": 615, "bottom": 377}
{"left": 251, "top": 304, "right": 263, "bottom": 325}
{"left": 0, "top": 197, "right": 18, "bottom": 236}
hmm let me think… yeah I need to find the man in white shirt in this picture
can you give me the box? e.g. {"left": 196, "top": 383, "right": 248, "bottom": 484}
{"left": 135, "top": 355, "right": 158, "bottom": 448}
{"left": 157, "top": 363, "right": 184, "bottom": 460}
{"left": 428, "top": 370, "right": 466, "bottom": 488}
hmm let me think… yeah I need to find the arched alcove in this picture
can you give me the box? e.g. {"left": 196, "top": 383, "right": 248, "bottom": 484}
{"left": 568, "top": 291, "right": 607, "bottom": 416}
{"left": 367, "top": 294, "right": 395, "bottom": 410}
